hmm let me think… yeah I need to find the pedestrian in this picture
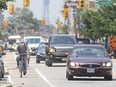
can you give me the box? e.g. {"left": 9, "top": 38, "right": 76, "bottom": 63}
{"left": 25, "top": 42, "right": 30, "bottom": 66}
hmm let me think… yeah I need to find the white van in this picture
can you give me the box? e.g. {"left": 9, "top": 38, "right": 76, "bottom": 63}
{"left": 23, "top": 36, "right": 43, "bottom": 55}
{"left": 7, "top": 35, "right": 21, "bottom": 51}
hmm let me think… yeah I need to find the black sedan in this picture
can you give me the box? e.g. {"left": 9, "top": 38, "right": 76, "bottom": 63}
{"left": 36, "top": 42, "right": 47, "bottom": 63}
{"left": 66, "top": 44, "right": 112, "bottom": 80}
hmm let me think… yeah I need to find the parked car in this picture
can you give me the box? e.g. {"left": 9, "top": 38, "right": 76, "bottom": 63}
{"left": 36, "top": 42, "right": 47, "bottom": 63}
{"left": 45, "top": 34, "right": 77, "bottom": 66}
{"left": 0, "top": 40, "right": 5, "bottom": 54}
{"left": 66, "top": 44, "right": 112, "bottom": 80}
{"left": 0, "top": 54, "right": 5, "bottom": 80}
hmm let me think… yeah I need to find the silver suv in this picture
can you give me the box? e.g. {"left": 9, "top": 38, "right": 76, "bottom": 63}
{"left": 45, "top": 34, "right": 77, "bottom": 66}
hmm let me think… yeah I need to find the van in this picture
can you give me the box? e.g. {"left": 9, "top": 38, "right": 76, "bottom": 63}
{"left": 7, "top": 35, "right": 21, "bottom": 51}
{"left": 23, "top": 36, "right": 43, "bottom": 55}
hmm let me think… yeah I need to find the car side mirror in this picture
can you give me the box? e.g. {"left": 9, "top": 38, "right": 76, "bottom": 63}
{"left": 45, "top": 42, "right": 49, "bottom": 45}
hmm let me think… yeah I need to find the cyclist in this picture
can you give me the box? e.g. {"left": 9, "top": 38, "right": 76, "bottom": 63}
{"left": 16, "top": 40, "right": 28, "bottom": 75}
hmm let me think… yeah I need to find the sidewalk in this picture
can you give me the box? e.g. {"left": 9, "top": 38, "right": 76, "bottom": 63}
{"left": 0, "top": 56, "right": 13, "bottom": 87}
{"left": 0, "top": 84, "right": 13, "bottom": 87}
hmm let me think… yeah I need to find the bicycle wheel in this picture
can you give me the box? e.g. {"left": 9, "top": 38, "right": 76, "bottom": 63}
{"left": 19, "top": 61, "right": 23, "bottom": 78}
{"left": 23, "top": 61, "right": 27, "bottom": 75}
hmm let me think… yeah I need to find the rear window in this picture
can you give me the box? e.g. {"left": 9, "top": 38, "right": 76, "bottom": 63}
{"left": 76, "top": 38, "right": 90, "bottom": 44}
{"left": 50, "top": 36, "right": 76, "bottom": 44}
{"left": 26, "top": 38, "right": 40, "bottom": 44}
{"left": 72, "top": 46, "right": 108, "bottom": 58}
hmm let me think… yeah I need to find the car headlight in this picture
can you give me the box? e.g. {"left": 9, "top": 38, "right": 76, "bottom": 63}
{"left": 102, "top": 62, "right": 112, "bottom": 67}
{"left": 49, "top": 47, "right": 55, "bottom": 53}
{"left": 102, "top": 63, "right": 106, "bottom": 67}
{"left": 70, "top": 62, "right": 75, "bottom": 66}
{"left": 106, "top": 62, "right": 112, "bottom": 67}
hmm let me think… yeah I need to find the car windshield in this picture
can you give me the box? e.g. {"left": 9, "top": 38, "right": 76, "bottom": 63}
{"left": 8, "top": 39, "right": 16, "bottom": 44}
{"left": 26, "top": 38, "right": 40, "bottom": 44}
{"left": 50, "top": 36, "right": 76, "bottom": 44}
{"left": 38, "top": 45, "right": 46, "bottom": 53}
{"left": 72, "top": 47, "right": 108, "bottom": 58}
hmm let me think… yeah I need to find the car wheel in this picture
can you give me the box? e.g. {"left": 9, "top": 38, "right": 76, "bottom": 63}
{"left": 36, "top": 58, "right": 40, "bottom": 63}
{"left": 47, "top": 59, "right": 52, "bottom": 67}
{"left": 45, "top": 60, "right": 47, "bottom": 66}
{"left": 104, "top": 75, "right": 112, "bottom": 80}
{"left": 66, "top": 71, "right": 73, "bottom": 80}
{"left": 1, "top": 69, "right": 4, "bottom": 78}
{"left": 0, "top": 71, "right": 2, "bottom": 79}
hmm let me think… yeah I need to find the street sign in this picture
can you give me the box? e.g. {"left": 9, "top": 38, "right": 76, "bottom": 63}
{"left": 98, "top": 0, "right": 114, "bottom": 6}
{"left": 76, "top": 11, "right": 83, "bottom": 16}
{"left": 66, "top": 1, "right": 78, "bottom": 8}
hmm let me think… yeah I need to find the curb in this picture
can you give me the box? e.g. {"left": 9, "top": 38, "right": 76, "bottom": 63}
{"left": 1, "top": 84, "right": 13, "bottom": 87}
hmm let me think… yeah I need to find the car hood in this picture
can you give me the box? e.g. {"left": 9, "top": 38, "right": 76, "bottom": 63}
{"left": 28, "top": 44, "right": 40, "bottom": 48}
{"left": 70, "top": 57, "right": 111, "bottom": 63}
{"left": 50, "top": 44, "right": 75, "bottom": 49}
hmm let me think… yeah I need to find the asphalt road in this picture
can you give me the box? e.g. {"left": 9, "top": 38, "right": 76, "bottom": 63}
{"left": 1, "top": 51, "right": 116, "bottom": 87}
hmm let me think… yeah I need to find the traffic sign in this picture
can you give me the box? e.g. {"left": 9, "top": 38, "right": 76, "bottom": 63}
{"left": 76, "top": 11, "right": 83, "bottom": 16}
{"left": 66, "top": 1, "right": 78, "bottom": 8}
{"left": 98, "top": 0, "right": 114, "bottom": 6}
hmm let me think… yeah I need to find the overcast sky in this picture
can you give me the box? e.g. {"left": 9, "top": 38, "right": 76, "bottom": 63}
{"left": 3, "top": 0, "right": 65, "bottom": 27}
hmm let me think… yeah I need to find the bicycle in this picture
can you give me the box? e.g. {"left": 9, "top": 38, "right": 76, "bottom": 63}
{"left": 19, "top": 54, "right": 27, "bottom": 78}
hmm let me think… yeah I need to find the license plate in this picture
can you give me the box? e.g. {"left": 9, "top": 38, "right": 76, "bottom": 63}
{"left": 87, "top": 68, "right": 95, "bottom": 73}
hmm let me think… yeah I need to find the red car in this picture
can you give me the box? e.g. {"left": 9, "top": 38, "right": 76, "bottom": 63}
{"left": 66, "top": 44, "right": 112, "bottom": 80}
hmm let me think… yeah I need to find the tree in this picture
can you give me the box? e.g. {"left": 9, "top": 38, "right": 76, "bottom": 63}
{"left": 80, "top": 1, "right": 116, "bottom": 41}
{"left": 0, "top": 0, "right": 13, "bottom": 10}
{"left": 8, "top": 7, "right": 41, "bottom": 35}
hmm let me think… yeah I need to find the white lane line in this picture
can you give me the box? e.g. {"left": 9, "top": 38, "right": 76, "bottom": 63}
{"left": 35, "top": 68, "right": 56, "bottom": 87}
{"left": 7, "top": 75, "right": 14, "bottom": 84}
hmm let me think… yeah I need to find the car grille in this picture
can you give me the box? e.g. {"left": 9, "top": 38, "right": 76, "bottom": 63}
{"left": 31, "top": 48, "right": 37, "bottom": 51}
{"left": 80, "top": 64, "right": 101, "bottom": 68}
{"left": 56, "top": 48, "right": 72, "bottom": 52}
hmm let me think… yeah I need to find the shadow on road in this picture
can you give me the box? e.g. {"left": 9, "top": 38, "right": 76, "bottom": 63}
{"left": 68, "top": 77, "right": 116, "bottom": 81}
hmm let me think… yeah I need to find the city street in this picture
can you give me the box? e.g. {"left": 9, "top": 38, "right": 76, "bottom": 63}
{"left": 0, "top": 51, "right": 116, "bottom": 87}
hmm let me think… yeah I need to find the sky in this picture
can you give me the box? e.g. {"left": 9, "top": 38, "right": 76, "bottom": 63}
{"left": 3, "top": 0, "right": 66, "bottom": 27}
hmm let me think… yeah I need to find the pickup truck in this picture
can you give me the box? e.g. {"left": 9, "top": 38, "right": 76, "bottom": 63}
{"left": 45, "top": 34, "right": 77, "bottom": 66}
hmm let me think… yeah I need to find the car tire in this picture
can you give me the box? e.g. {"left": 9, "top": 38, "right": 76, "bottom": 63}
{"left": 104, "top": 75, "right": 112, "bottom": 80}
{"left": 36, "top": 59, "right": 40, "bottom": 63}
{"left": 45, "top": 60, "right": 47, "bottom": 66}
{"left": 1, "top": 70, "right": 4, "bottom": 78}
{"left": 47, "top": 59, "right": 52, "bottom": 67}
{"left": 66, "top": 71, "right": 73, "bottom": 80}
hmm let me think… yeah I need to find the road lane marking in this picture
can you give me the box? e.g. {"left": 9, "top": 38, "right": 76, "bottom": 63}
{"left": 7, "top": 75, "right": 14, "bottom": 84}
{"left": 35, "top": 68, "right": 56, "bottom": 87}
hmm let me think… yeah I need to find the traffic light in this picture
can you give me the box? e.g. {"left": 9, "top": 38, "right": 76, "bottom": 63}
{"left": 4, "top": 19, "right": 8, "bottom": 28}
{"left": 32, "top": 28, "right": 34, "bottom": 33}
{"left": 9, "top": 3, "right": 14, "bottom": 14}
{"left": 42, "top": 18, "right": 45, "bottom": 26}
{"left": 91, "top": 6, "right": 95, "bottom": 12}
{"left": 64, "top": 7, "right": 68, "bottom": 19}
{"left": 78, "top": 0, "right": 86, "bottom": 9}
{"left": 58, "top": 19, "right": 61, "bottom": 29}
{"left": 23, "top": 0, "right": 30, "bottom": 8}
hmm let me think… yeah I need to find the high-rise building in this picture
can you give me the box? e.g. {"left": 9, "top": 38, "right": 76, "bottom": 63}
{"left": 43, "top": 0, "right": 50, "bottom": 25}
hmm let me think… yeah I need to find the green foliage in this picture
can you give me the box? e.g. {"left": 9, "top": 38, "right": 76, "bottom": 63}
{"left": 60, "top": 25, "right": 69, "bottom": 34}
{"left": 8, "top": 7, "right": 41, "bottom": 32}
{"left": 0, "top": 0, "right": 13, "bottom": 10}
{"left": 80, "top": 4, "right": 116, "bottom": 40}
